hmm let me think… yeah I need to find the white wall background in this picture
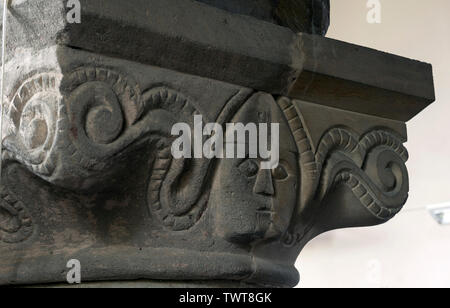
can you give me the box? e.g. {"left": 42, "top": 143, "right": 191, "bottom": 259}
{"left": 296, "top": 0, "right": 450, "bottom": 288}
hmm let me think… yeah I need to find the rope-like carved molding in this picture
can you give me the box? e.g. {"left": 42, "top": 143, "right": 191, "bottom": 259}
{"left": 315, "top": 128, "right": 365, "bottom": 170}
{"left": 333, "top": 171, "right": 403, "bottom": 220}
{"left": 319, "top": 142, "right": 409, "bottom": 222}
{"left": 277, "top": 97, "right": 318, "bottom": 213}
{"left": 0, "top": 189, "right": 33, "bottom": 244}
{"left": 145, "top": 88, "right": 210, "bottom": 231}
{"left": 360, "top": 130, "right": 409, "bottom": 162}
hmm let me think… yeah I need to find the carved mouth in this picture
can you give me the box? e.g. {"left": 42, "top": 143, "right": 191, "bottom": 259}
{"left": 257, "top": 202, "right": 275, "bottom": 215}
{"left": 257, "top": 209, "right": 274, "bottom": 215}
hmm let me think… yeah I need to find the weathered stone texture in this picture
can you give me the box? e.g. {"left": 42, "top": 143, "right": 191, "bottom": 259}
{"left": 0, "top": 0, "right": 434, "bottom": 287}
{"left": 194, "top": 0, "right": 331, "bottom": 35}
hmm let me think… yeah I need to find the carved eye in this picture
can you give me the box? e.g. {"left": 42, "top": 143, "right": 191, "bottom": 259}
{"left": 272, "top": 164, "right": 288, "bottom": 180}
{"left": 238, "top": 159, "right": 259, "bottom": 178}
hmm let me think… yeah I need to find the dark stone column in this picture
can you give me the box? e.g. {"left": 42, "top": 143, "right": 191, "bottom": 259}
{"left": 194, "top": 0, "right": 330, "bottom": 35}
{"left": 0, "top": 0, "right": 434, "bottom": 287}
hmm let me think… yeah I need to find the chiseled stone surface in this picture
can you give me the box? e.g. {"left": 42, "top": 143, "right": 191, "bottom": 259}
{"left": 2, "top": 0, "right": 304, "bottom": 95}
{"left": 291, "top": 33, "right": 435, "bottom": 121}
{"left": 194, "top": 0, "right": 330, "bottom": 35}
{"left": 0, "top": 0, "right": 434, "bottom": 287}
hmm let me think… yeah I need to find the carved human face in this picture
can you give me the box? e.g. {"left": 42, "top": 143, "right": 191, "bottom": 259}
{"left": 211, "top": 94, "right": 299, "bottom": 244}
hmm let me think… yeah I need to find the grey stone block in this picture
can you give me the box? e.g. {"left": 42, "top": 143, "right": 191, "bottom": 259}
{"left": 289, "top": 34, "right": 435, "bottom": 121}
{"left": 194, "top": 0, "right": 331, "bottom": 35}
{"left": 2, "top": 0, "right": 303, "bottom": 95}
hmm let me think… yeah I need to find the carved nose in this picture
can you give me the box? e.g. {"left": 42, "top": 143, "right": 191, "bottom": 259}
{"left": 253, "top": 169, "right": 275, "bottom": 196}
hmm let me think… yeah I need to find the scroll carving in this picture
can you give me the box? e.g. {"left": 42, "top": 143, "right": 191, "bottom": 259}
{"left": 319, "top": 130, "right": 409, "bottom": 219}
{"left": 2, "top": 68, "right": 410, "bottom": 246}
{"left": 278, "top": 98, "right": 409, "bottom": 246}
{"left": 4, "top": 72, "right": 63, "bottom": 177}
{"left": 146, "top": 88, "right": 253, "bottom": 231}
{"left": 4, "top": 68, "right": 219, "bottom": 231}
{"left": 5, "top": 68, "right": 184, "bottom": 191}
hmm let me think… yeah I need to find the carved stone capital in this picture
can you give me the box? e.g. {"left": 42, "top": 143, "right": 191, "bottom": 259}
{"left": 0, "top": 0, "right": 434, "bottom": 287}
